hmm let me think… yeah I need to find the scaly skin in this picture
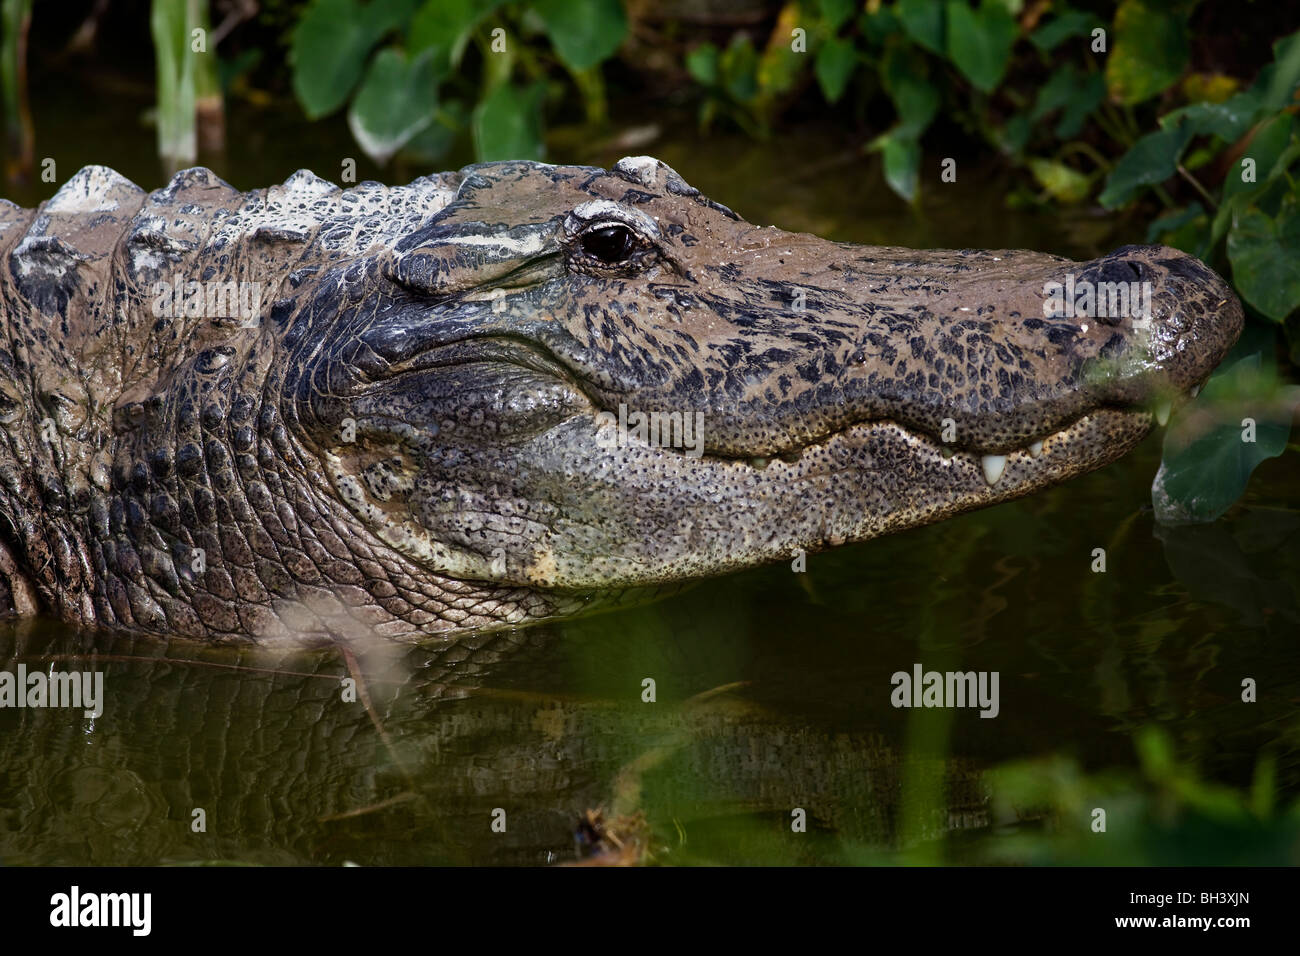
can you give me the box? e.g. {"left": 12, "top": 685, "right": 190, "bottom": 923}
{"left": 0, "top": 157, "right": 1242, "bottom": 644}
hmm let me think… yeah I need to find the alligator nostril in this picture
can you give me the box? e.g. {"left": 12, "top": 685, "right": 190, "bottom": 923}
{"left": 1092, "top": 257, "right": 1146, "bottom": 287}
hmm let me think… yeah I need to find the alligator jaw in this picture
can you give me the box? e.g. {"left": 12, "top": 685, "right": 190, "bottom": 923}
{"left": 477, "top": 406, "right": 1156, "bottom": 589}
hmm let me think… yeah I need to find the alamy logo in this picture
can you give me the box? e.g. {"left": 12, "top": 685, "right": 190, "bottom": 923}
{"left": 595, "top": 403, "right": 705, "bottom": 457}
{"left": 0, "top": 665, "right": 103, "bottom": 717}
{"left": 49, "top": 886, "right": 151, "bottom": 936}
{"left": 890, "top": 663, "right": 1000, "bottom": 718}
{"left": 151, "top": 272, "right": 263, "bottom": 321}
{"left": 1042, "top": 274, "right": 1152, "bottom": 328}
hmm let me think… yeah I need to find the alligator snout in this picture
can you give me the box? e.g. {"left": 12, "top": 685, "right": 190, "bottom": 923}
{"left": 1083, "top": 244, "right": 1243, "bottom": 397}
{"left": 568, "top": 235, "right": 1244, "bottom": 462}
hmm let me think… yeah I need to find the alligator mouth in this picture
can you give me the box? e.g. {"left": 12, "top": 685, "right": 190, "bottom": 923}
{"left": 699, "top": 406, "right": 1154, "bottom": 491}
{"left": 377, "top": 329, "right": 1165, "bottom": 489}
{"left": 589, "top": 398, "right": 1165, "bottom": 473}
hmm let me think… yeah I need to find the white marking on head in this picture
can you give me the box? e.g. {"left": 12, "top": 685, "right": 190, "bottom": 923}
{"left": 436, "top": 230, "right": 549, "bottom": 256}
{"left": 566, "top": 200, "right": 661, "bottom": 238}
{"left": 613, "top": 156, "right": 662, "bottom": 187}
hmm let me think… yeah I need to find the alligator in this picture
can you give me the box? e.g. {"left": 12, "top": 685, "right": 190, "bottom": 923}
{"left": 0, "top": 157, "right": 1243, "bottom": 645}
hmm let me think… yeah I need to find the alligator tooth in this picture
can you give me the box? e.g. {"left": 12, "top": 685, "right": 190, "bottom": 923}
{"left": 1155, "top": 400, "right": 1171, "bottom": 426}
{"left": 981, "top": 454, "right": 1007, "bottom": 486}
{"left": 1027, "top": 440, "right": 1043, "bottom": 458}
{"left": 1190, "top": 385, "right": 1200, "bottom": 398}
{"left": 749, "top": 457, "right": 769, "bottom": 469}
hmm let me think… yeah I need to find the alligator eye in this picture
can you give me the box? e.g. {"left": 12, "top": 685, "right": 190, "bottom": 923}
{"left": 580, "top": 224, "right": 635, "bottom": 264}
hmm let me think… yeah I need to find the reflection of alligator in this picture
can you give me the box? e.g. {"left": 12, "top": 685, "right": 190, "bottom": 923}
{"left": 0, "top": 158, "right": 1241, "bottom": 643}
{"left": 0, "top": 625, "right": 997, "bottom": 865}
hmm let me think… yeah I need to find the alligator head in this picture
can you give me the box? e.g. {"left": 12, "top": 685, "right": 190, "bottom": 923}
{"left": 0, "top": 157, "right": 1243, "bottom": 642}
{"left": 290, "top": 158, "right": 1243, "bottom": 594}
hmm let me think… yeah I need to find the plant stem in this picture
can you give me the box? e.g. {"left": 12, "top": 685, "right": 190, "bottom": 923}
{"left": 1059, "top": 140, "right": 1112, "bottom": 175}
{"left": 1, "top": 0, "right": 35, "bottom": 184}
{"left": 1176, "top": 163, "right": 1219, "bottom": 210}
{"left": 1092, "top": 105, "right": 1131, "bottom": 149}
{"left": 151, "top": 0, "right": 198, "bottom": 173}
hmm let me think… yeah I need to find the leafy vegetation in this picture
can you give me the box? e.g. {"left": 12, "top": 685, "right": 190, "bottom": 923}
{"left": 287, "top": 0, "right": 627, "bottom": 164}
{"left": 984, "top": 727, "right": 1300, "bottom": 865}
{"left": 280, "top": 4, "right": 1299, "bottom": 288}
{"left": 1154, "top": 334, "right": 1300, "bottom": 523}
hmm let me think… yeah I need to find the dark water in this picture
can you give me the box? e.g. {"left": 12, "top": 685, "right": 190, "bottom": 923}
{"left": 1, "top": 89, "right": 1297, "bottom": 865}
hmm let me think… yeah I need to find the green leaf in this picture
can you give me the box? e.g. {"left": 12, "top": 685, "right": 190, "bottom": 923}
{"left": 1153, "top": 353, "right": 1300, "bottom": 524}
{"left": 1207, "top": 114, "right": 1297, "bottom": 250}
{"left": 1136, "top": 727, "right": 1176, "bottom": 779}
{"left": 1144, "top": 201, "right": 1205, "bottom": 244}
{"left": 897, "top": 0, "right": 945, "bottom": 55}
{"left": 1258, "top": 30, "right": 1300, "bottom": 111}
{"left": 472, "top": 81, "right": 545, "bottom": 161}
{"left": 815, "top": 36, "right": 857, "bottom": 103}
{"left": 897, "top": 83, "right": 941, "bottom": 138}
{"left": 1030, "top": 64, "right": 1082, "bottom": 123}
{"left": 1222, "top": 112, "right": 1295, "bottom": 204}
{"left": 1105, "top": 0, "right": 1191, "bottom": 106}
{"left": 533, "top": 0, "right": 628, "bottom": 73}
{"left": 685, "top": 43, "right": 719, "bottom": 86}
{"left": 1227, "top": 198, "right": 1300, "bottom": 321}
{"left": 1029, "top": 8, "right": 1099, "bottom": 53}
{"left": 860, "top": 6, "right": 901, "bottom": 45}
{"left": 999, "top": 113, "right": 1031, "bottom": 154}
{"left": 347, "top": 47, "right": 438, "bottom": 165}
{"left": 1027, "top": 157, "right": 1090, "bottom": 203}
{"left": 819, "top": 0, "right": 856, "bottom": 31}
{"left": 720, "top": 34, "right": 759, "bottom": 102}
{"left": 871, "top": 131, "right": 921, "bottom": 202}
{"left": 945, "top": 0, "right": 1019, "bottom": 94}
{"left": 401, "top": 99, "right": 469, "bottom": 163}
{"left": 1055, "top": 71, "right": 1105, "bottom": 138}
{"left": 1098, "top": 121, "right": 1194, "bottom": 208}
{"left": 882, "top": 46, "right": 938, "bottom": 138}
{"left": 408, "top": 0, "right": 498, "bottom": 74}
{"left": 289, "top": 0, "right": 418, "bottom": 119}
{"left": 1029, "top": 65, "right": 1104, "bottom": 137}
{"left": 1161, "top": 89, "right": 1263, "bottom": 143}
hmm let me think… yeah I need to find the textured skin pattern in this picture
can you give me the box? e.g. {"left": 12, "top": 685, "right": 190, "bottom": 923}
{"left": 0, "top": 158, "right": 1242, "bottom": 644}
